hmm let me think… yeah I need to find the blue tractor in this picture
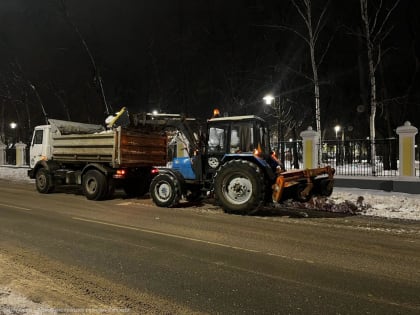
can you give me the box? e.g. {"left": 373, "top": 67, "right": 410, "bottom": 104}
{"left": 131, "top": 112, "right": 334, "bottom": 214}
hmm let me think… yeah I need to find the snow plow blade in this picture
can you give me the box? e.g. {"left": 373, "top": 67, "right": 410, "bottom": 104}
{"left": 272, "top": 166, "right": 335, "bottom": 203}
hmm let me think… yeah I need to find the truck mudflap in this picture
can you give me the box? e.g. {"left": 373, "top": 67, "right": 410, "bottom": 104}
{"left": 272, "top": 166, "right": 335, "bottom": 203}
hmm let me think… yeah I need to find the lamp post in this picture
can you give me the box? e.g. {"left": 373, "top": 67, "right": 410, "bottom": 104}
{"left": 334, "top": 125, "right": 343, "bottom": 165}
{"left": 263, "top": 94, "right": 284, "bottom": 162}
{"left": 9, "top": 122, "right": 17, "bottom": 144}
{"left": 334, "top": 125, "right": 341, "bottom": 140}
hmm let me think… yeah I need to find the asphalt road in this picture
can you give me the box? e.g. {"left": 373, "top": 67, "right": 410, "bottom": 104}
{"left": 1, "top": 180, "right": 420, "bottom": 314}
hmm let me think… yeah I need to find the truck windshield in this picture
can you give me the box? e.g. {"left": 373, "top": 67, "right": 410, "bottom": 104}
{"left": 33, "top": 130, "right": 44, "bottom": 145}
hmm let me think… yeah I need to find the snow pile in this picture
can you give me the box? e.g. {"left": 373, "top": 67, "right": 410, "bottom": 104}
{"left": 1, "top": 166, "right": 419, "bottom": 221}
{"left": 0, "top": 166, "right": 34, "bottom": 183}
{"left": 284, "top": 188, "right": 420, "bottom": 221}
{"left": 329, "top": 188, "right": 420, "bottom": 221}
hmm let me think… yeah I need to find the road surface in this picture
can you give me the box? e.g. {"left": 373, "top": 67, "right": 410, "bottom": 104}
{"left": 0, "top": 180, "right": 419, "bottom": 314}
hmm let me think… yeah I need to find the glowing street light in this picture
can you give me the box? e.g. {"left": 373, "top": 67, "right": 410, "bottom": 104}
{"left": 9, "top": 122, "right": 18, "bottom": 144}
{"left": 334, "top": 125, "right": 341, "bottom": 139}
{"left": 263, "top": 95, "right": 275, "bottom": 105}
{"left": 263, "top": 94, "right": 284, "bottom": 162}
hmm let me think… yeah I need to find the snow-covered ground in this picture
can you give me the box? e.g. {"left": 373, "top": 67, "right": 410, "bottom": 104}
{"left": 1, "top": 165, "right": 419, "bottom": 221}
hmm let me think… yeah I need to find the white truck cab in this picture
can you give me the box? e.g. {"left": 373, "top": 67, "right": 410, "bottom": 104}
{"left": 29, "top": 125, "right": 53, "bottom": 169}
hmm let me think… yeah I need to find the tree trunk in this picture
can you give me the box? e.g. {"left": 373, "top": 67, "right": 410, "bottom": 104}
{"left": 360, "top": 0, "right": 377, "bottom": 175}
{"left": 311, "top": 48, "right": 322, "bottom": 166}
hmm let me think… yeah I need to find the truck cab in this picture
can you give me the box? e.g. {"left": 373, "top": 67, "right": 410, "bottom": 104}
{"left": 29, "top": 125, "right": 53, "bottom": 169}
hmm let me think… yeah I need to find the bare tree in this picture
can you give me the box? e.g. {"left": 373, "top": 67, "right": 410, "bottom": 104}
{"left": 291, "top": 0, "right": 327, "bottom": 137}
{"left": 54, "top": 90, "right": 71, "bottom": 121}
{"left": 359, "top": 0, "right": 400, "bottom": 175}
{"left": 261, "top": 0, "right": 333, "bottom": 165}
{"left": 57, "top": 0, "right": 111, "bottom": 115}
{"left": 13, "top": 60, "right": 49, "bottom": 124}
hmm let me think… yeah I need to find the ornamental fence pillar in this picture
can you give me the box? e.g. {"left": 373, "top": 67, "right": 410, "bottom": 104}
{"left": 396, "top": 121, "right": 418, "bottom": 178}
{"left": 15, "top": 142, "right": 27, "bottom": 166}
{"left": 300, "top": 126, "right": 319, "bottom": 169}
{"left": 0, "top": 141, "right": 6, "bottom": 165}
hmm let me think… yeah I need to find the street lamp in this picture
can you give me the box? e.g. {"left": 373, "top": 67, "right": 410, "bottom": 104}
{"left": 334, "top": 125, "right": 344, "bottom": 166}
{"left": 9, "top": 122, "right": 18, "bottom": 144}
{"left": 263, "top": 94, "right": 283, "bottom": 162}
{"left": 263, "top": 95, "right": 275, "bottom": 105}
{"left": 334, "top": 125, "right": 341, "bottom": 139}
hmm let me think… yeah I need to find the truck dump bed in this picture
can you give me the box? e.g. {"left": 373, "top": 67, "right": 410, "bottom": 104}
{"left": 52, "top": 127, "right": 167, "bottom": 168}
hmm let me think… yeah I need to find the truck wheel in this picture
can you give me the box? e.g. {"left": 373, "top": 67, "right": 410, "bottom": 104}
{"left": 35, "top": 168, "right": 55, "bottom": 194}
{"left": 293, "top": 183, "right": 313, "bottom": 202}
{"left": 214, "top": 160, "right": 265, "bottom": 214}
{"left": 150, "top": 173, "right": 181, "bottom": 207}
{"left": 82, "top": 170, "right": 107, "bottom": 201}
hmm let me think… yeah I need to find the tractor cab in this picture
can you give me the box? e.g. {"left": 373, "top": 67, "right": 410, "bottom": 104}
{"left": 204, "top": 115, "right": 274, "bottom": 178}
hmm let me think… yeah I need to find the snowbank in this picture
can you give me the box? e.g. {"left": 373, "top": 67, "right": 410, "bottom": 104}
{"left": 0, "top": 166, "right": 34, "bottom": 183}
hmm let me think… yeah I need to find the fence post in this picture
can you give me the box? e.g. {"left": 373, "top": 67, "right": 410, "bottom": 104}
{"left": 0, "top": 141, "right": 6, "bottom": 165}
{"left": 300, "top": 126, "right": 319, "bottom": 169}
{"left": 15, "top": 142, "right": 27, "bottom": 166}
{"left": 396, "top": 121, "right": 418, "bottom": 178}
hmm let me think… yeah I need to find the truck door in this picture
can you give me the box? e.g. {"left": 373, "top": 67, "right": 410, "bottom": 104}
{"left": 30, "top": 127, "right": 47, "bottom": 168}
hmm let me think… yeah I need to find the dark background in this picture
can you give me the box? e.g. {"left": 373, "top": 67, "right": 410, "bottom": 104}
{"left": 0, "top": 0, "right": 419, "bottom": 144}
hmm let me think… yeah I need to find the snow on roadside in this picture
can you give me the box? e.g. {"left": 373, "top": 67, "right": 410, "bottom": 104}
{"left": 284, "top": 187, "right": 420, "bottom": 221}
{"left": 0, "top": 166, "right": 34, "bottom": 183}
{"left": 330, "top": 187, "right": 420, "bottom": 221}
{"left": 0, "top": 287, "right": 57, "bottom": 315}
{"left": 1, "top": 166, "right": 419, "bottom": 221}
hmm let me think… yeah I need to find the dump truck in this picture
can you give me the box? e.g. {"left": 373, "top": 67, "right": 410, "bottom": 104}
{"left": 27, "top": 114, "right": 167, "bottom": 200}
{"left": 131, "top": 111, "right": 335, "bottom": 214}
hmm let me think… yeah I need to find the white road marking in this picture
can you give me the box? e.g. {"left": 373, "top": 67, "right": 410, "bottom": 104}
{"left": 0, "top": 203, "right": 32, "bottom": 211}
{"left": 72, "top": 216, "right": 260, "bottom": 253}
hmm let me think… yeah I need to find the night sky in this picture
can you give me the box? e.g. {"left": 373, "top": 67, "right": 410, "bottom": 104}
{"left": 0, "top": 0, "right": 419, "bottom": 143}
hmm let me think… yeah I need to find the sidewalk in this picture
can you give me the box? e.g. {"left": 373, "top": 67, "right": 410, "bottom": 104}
{"left": 334, "top": 175, "right": 420, "bottom": 194}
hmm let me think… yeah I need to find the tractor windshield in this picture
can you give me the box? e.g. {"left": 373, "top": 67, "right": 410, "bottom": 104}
{"left": 207, "top": 117, "right": 270, "bottom": 155}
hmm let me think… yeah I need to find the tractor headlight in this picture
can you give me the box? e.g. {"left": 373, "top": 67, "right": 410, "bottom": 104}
{"left": 208, "top": 157, "right": 219, "bottom": 168}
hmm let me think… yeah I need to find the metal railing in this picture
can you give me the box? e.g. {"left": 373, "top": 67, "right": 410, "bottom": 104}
{"left": 279, "top": 138, "right": 400, "bottom": 177}
{"left": 322, "top": 138, "right": 399, "bottom": 176}
{"left": 5, "top": 148, "right": 16, "bottom": 165}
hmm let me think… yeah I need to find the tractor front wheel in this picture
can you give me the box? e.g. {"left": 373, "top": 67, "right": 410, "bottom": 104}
{"left": 150, "top": 173, "right": 181, "bottom": 208}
